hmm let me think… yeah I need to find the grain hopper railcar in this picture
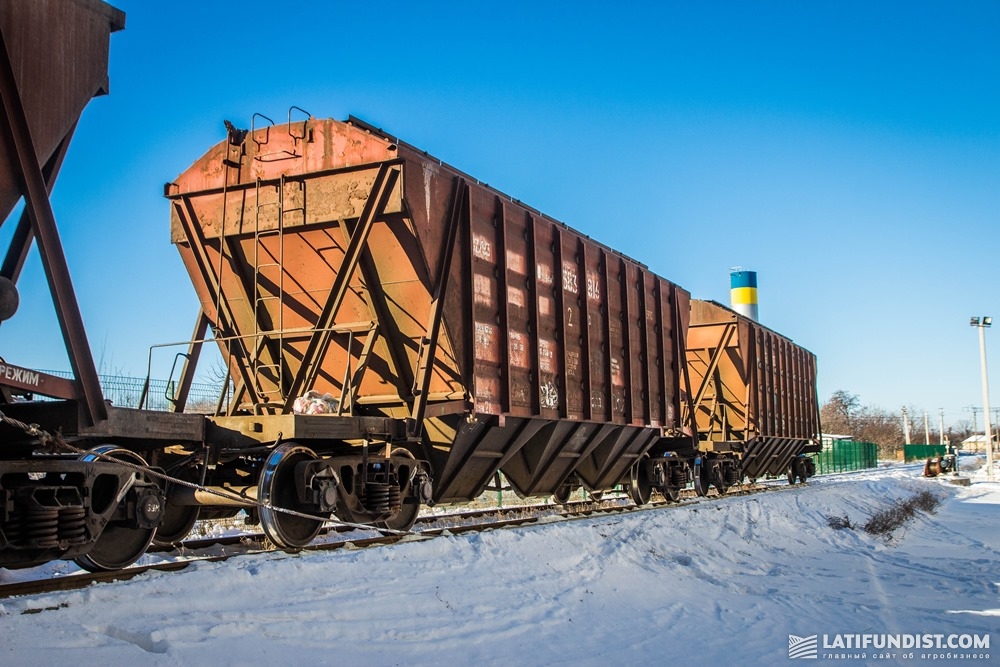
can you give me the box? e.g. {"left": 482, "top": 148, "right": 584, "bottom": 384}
{"left": 680, "top": 299, "right": 821, "bottom": 494}
{"left": 162, "top": 114, "right": 696, "bottom": 545}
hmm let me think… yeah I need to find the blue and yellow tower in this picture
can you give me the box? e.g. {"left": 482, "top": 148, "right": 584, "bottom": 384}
{"left": 730, "top": 269, "right": 758, "bottom": 322}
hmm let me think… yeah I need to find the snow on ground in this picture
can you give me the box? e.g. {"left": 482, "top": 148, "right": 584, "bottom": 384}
{"left": 1, "top": 463, "right": 998, "bottom": 666}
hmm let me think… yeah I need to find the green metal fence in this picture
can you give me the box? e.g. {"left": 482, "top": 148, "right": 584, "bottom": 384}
{"left": 902, "top": 444, "right": 946, "bottom": 462}
{"left": 813, "top": 440, "right": 878, "bottom": 474}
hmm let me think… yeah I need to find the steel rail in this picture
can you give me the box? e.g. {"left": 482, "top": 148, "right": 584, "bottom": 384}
{"left": 0, "top": 482, "right": 786, "bottom": 601}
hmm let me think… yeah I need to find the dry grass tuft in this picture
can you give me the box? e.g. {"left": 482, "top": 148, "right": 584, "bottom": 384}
{"left": 825, "top": 490, "right": 941, "bottom": 538}
{"left": 826, "top": 515, "right": 854, "bottom": 530}
{"left": 863, "top": 490, "right": 941, "bottom": 537}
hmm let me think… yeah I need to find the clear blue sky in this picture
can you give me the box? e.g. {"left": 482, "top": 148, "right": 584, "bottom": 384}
{"left": 2, "top": 0, "right": 998, "bottom": 431}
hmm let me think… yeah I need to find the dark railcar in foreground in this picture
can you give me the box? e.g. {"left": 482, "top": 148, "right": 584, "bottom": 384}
{"left": 0, "top": 1, "right": 203, "bottom": 571}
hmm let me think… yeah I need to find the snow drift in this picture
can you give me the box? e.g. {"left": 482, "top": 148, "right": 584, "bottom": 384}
{"left": 2, "top": 464, "right": 997, "bottom": 666}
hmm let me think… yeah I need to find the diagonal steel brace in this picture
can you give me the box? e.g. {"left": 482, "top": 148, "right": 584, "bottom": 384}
{"left": 283, "top": 163, "right": 400, "bottom": 410}
{"left": 0, "top": 28, "right": 105, "bottom": 424}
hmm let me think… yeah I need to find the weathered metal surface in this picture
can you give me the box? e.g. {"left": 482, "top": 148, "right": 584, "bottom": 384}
{"left": 685, "top": 299, "right": 821, "bottom": 477}
{"left": 0, "top": 0, "right": 124, "bottom": 426}
{"left": 206, "top": 414, "right": 405, "bottom": 450}
{"left": 0, "top": 362, "right": 79, "bottom": 399}
{"left": 170, "top": 116, "right": 692, "bottom": 502}
{"left": 0, "top": 0, "right": 124, "bottom": 222}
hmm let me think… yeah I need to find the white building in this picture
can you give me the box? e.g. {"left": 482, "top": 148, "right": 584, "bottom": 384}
{"left": 959, "top": 434, "right": 995, "bottom": 452}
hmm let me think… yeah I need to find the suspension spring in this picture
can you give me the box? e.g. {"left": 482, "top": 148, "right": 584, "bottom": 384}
{"left": 2, "top": 511, "right": 25, "bottom": 546}
{"left": 387, "top": 484, "right": 402, "bottom": 513}
{"left": 58, "top": 506, "right": 87, "bottom": 545}
{"left": 669, "top": 466, "right": 690, "bottom": 487}
{"left": 26, "top": 507, "right": 59, "bottom": 548}
{"left": 362, "top": 483, "right": 391, "bottom": 514}
{"left": 724, "top": 465, "right": 741, "bottom": 486}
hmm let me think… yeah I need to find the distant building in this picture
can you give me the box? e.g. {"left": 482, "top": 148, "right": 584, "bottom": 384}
{"left": 960, "top": 434, "right": 994, "bottom": 452}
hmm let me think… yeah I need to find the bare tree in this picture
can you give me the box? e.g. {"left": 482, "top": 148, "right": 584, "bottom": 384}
{"left": 820, "top": 391, "right": 904, "bottom": 458}
{"left": 820, "top": 390, "right": 861, "bottom": 434}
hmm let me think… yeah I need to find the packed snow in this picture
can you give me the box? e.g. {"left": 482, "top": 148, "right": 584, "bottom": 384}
{"left": 2, "top": 460, "right": 997, "bottom": 666}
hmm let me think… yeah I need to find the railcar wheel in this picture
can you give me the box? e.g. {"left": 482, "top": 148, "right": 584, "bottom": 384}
{"left": 376, "top": 449, "right": 421, "bottom": 532}
{"left": 74, "top": 446, "right": 159, "bottom": 573}
{"left": 713, "top": 468, "right": 730, "bottom": 495}
{"left": 258, "top": 443, "right": 325, "bottom": 550}
{"left": 787, "top": 458, "right": 805, "bottom": 485}
{"left": 628, "top": 457, "right": 653, "bottom": 506}
{"left": 552, "top": 484, "right": 574, "bottom": 504}
{"left": 153, "top": 464, "right": 201, "bottom": 546}
{"left": 693, "top": 457, "right": 710, "bottom": 497}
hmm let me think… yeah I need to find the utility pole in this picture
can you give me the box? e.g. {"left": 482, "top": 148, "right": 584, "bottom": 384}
{"left": 969, "top": 406, "right": 980, "bottom": 451}
{"left": 972, "top": 317, "right": 994, "bottom": 482}
{"left": 902, "top": 407, "right": 911, "bottom": 445}
{"left": 924, "top": 411, "right": 930, "bottom": 445}
{"left": 939, "top": 408, "right": 945, "bottom": 446}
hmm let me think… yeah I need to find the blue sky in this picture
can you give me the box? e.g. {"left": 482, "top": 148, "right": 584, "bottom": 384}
{"left": 2, "top": 1, "right": 998, "bottom": 431}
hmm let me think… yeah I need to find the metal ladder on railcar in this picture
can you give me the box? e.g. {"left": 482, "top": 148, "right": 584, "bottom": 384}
{"left": 247, "top": 111, "right": 315, "bottom": 411}
{"left": 250, "top": 173, "right": 289, "bottom": 408}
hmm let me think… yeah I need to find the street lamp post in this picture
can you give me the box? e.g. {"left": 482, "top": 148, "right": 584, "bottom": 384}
{"left": 971, "top": 317, "right": 994, "bottom": 481}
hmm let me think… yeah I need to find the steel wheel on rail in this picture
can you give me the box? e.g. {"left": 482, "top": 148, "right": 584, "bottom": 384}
{"left": 152, "top": 463, "right": 201, "bottom": 547}
{"left": 713, "top": 461, "right": 730, "bottom": 495}
{"left": 552, "top": 484, "right": 574, "bottom": 505}
{"left": 663, "top": 484, "right": 681, "bottom": 503}
{"left": 376, "top": 448, "right": 421, "bottom": 532}
{"left": 628, "top": 456, "right": 653, "bottom": 506}
{"left": 74, "top": 446, "right": 161, "bottom": 573}
{"left": 693, "top": 456, "right": 710, "bottom": 497}
{"left": 258, "top": 443, "right": 325, "bottom": 550}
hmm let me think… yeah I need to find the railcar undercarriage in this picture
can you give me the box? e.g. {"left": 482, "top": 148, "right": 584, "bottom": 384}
{"left": 0, "top": 412, "right": 436, "bottom": 569}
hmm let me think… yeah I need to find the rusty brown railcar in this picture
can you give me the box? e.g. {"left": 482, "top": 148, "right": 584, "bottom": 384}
{"left": 684, "top": 299, "right": 821, "bottom": 489}
{"left": 0, "top": 1, "right": 204, "bottom": 572}
{"left": 167, "top": 115, "right": 693, "bottom": 511}
{"left": 0, "top": 0, "right": 127, "bottom": 424}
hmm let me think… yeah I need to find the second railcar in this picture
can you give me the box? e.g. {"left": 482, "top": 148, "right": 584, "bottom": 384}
{"left": 683, "top": 299, "right": 821, "bottom": 491}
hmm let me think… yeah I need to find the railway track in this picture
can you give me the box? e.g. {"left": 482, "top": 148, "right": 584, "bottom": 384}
{"left": 0, "top": 481, "right": 787, "bottom": 601}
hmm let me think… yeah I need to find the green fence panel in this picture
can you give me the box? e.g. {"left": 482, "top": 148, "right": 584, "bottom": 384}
{"left": 813, "top": 441, "right": 878, "bottom": 475}
{"left": 902, "top": 444, "right": 946, "bottom": 462}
